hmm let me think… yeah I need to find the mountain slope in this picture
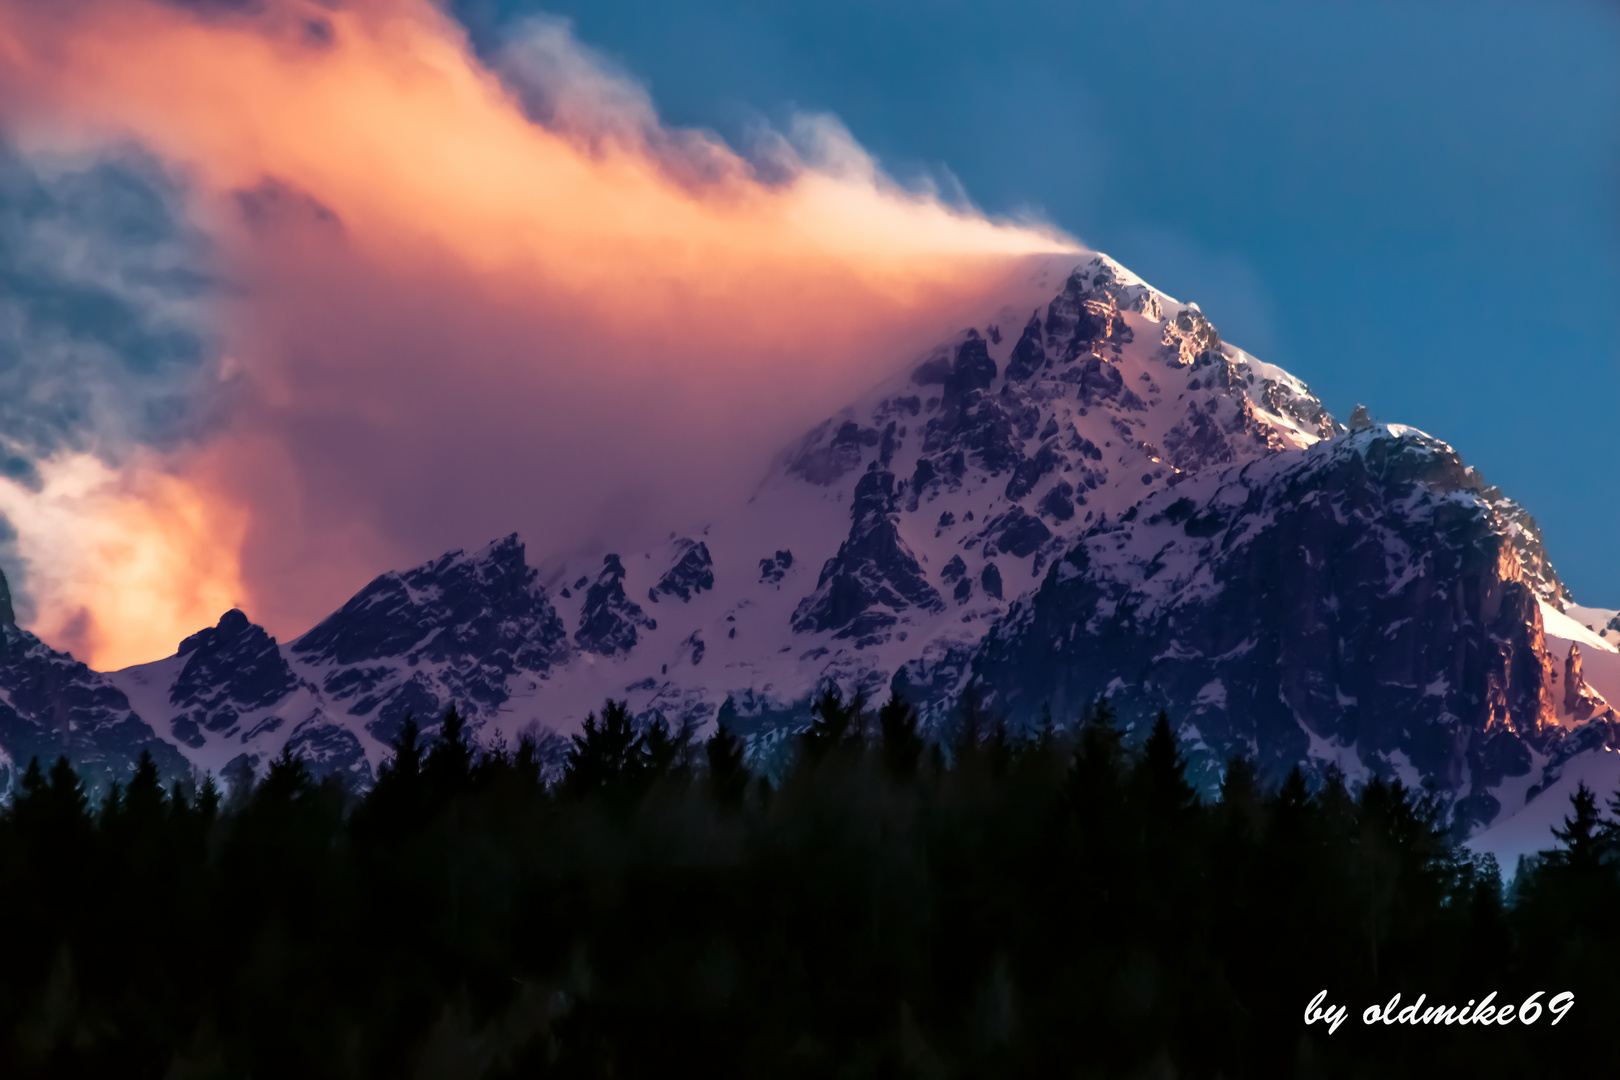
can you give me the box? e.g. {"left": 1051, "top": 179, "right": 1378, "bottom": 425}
{"left": 0, "top": 249, "right": 1606, "bottom": 847}
{"left": 971, "top": 422, "right": 1596, "bottom": 829}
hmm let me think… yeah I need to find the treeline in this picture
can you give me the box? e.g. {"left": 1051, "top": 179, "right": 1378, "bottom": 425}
{"left": 0, "top": 691, "right": 1612, "bottom": 1078}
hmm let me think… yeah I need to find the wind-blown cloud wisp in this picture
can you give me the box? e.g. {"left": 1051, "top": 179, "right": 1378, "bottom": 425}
{"left": 0, "top": 0, "right": 1080, "bottom": 668}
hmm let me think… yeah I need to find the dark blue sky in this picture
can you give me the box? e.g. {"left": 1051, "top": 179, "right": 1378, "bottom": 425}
{"left": 455, "top": 0, "right": 1620, "bottom": 602}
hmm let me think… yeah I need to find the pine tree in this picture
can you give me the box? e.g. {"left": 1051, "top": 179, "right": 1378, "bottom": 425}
{"left": 951, "top": 682, "right": 990, "bottom": 766}
{"left": 1135, "top": 711, "right": 1197, "bottom": 817}
{"left": 99, "top": 778, "right": 125, "bottom": 827}
{"left": 1546, "top": 780, "right": 1607, "bottom": 870}
{"left": 878, "top": 691, "right": 924, "bottom": 780}
{"left": 565, "top": 699, "right": 644, "bottom": 796}
{"left": 1598, "top": 783, "right": 1620, "bottom": 863}
{"left": 512, "top": 734, "right": 543, "bottom": 789}
{"left": 256, "top": 744, "right": 314, "bottom": 807}
{"left": 196, "top": 772, "right": 221, "bottom": 823}
{"left": 1035, "top": 702, "right": 1057, "bottom": 755}
{"left": 378, "top": 715, "right": 424, "bottom": 786}
{"left": 643, "top": 714, "right": 696, "bottom": 780}
{"left": 1070, "top": 696, "right": 1125, "bottom": 809}
{"left": 48, "top": 754, "right": 90, "bottom": 819}
{"left": 125, "top": 749, "right": 166, "bottom": 824}
{"left": 14, "top": 754, "right": 46, "bottom": 811}
{"left": 1218, "top": 756, "right": 1263, "bottom": 843}
{"left": 705, "top": 717, "right": 750, "bottom": 808}
{"left": 425, "top": 706, "right": 475, "bottom": 802}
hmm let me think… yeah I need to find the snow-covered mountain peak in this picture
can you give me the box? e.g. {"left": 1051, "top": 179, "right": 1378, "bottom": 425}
{"left": 8, "top": 245, "right": 1603, "bottom": 850}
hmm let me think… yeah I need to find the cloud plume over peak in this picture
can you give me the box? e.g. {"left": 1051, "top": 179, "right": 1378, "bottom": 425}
{"left": 0, "top": 0, "right": 1080, "bottom": 669}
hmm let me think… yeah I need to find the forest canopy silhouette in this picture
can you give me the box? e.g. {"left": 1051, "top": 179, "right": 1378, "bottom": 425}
{"left": 0, "top": 689, "right": 1610, "bottom": 1078}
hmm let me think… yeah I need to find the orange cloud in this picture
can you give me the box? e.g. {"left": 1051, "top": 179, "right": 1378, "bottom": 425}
{"left": 0, "top": 0, "right": 1080, "bottom": 666}
{"left": 0, "top": 452, "right": 248, "bottom": 669}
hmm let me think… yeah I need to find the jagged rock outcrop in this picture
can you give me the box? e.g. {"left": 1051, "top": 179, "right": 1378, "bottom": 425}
{"left": 650, "top": 539, "right": 714, "bottom": 603}
{"left": 0, "top": 625, "right": 188, "bottom": 791}
{"left": 1485, "top": 490, "right": 1573, "bottom": 607}
{"left": 283, "top": 714, "right": 373, "bottom": 785}
{"left": 0, "top": 249, "right": 1600, "bottom": 840}
{"left": 294, "top": 533, "right": 569, "bottom": 741}
{"left": 759, "top": 550, "right": 793, "bottom": 584}
{"left": 792, "top": 469, "right": 945, "bottom": 647}
{"left": 168, "top": 609, "right": 298, "bottom": 746}
{"left": 787, "top": 418, "right": 881, "bottom": 485}
{"left": 1560, "top": 643, "right": 1610, "bottom": 723}
{"left": 575, "top": 553, "right": 655, "bottom": 657}
{"left": 973, "top": 425, "right": 1562, "bottom": 830}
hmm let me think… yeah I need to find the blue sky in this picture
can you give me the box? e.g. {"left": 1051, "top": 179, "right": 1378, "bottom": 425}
{"left": 455, "top": 0, "right": 1620, "bottom": 601}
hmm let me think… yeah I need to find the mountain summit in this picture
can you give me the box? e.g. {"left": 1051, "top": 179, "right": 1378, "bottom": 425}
{"left": 3, "top": 252, "right": 1612, "bottom": 852}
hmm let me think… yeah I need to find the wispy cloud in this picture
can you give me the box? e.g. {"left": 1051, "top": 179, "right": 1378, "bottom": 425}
{"left": 0, "top": 0, "right": 1078, "bottom": 668}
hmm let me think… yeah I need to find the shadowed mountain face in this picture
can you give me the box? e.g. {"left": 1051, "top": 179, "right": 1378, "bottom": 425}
{"left": 168, "top": 610, "right": 299, "bottom": 747}
{"left": 0, "top": 621, "right": 189, "bottom": 793}
{"left": 971, "top": 426, "right": 1573, "bottom": 829}
{"left": 0, "top": 252, "right": 1607, "bottom": 842}
{"left": 792, "top": 469, "right": 945, "bottom": 647}
{"left": 292, "top": 533, "right": 570, "bottom": 745}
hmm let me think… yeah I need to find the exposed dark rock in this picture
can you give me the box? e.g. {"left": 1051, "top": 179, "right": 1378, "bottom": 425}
{"left": 787, "top": 418, "right": 881, "bottom": 486}
{"left": 1162, "top": 400, "right": 1247, "bottom": 474}
{"left": 909, "top": 335, "right": 1022, "bottom": 500}
{"left": 1005, "top": 440, "right": 1067, "bottom": 500}
{"left": 652, "top": 539, "right": 715, "bottom": 602}
{"left": 352, "top": 672, "right": 439, "bottom": 747}
{"left": 170, "top": 716, "right": 205, "bottom": 749}
{"left": 1038, "top": 481, "right": 1077, "bottom": 522}
{"left": 1484, "top": 489, "right": 1572, "bottom": 607}
{"left": 981, "top": 562, "right": 1003, "bottom": 600}
{"left": 291, "top": 534, "right": 569, "bottom": 743}
{"left": 792, "top": 470, "right": 945, "bottom": 647}
{"left": 1160, "top": 305, "right": 1221, "bottom": 367}
{"left": 284, "top": 714, "right": 373, "bottom": 787}
{"left": 1045, "top": 269, "right": 1130, "bottom": 359}
{"left": 759, "top": 549, "right": 794, "bottom": 584}
{"left": 974, "top": 427, "right": 1563, "bottom": 829}
{"left": 979, "top": 506, "right": 1052, "bottom": 559}
{"left": 940, "top": 555, "right": 967, "bottom": 583}
{"left": 1263, "top": 380, "right": 1340, "bottom": 440}
{"left": 296, "top": 534, "right": 566, "bottom": 671}
{"left": 910, "top": 348, "right": 953, "bottom": 385}
{"left": 576, "top": 554, "right": 656, "bottom": 657}
{"left": 1004, "top": 312, "right": 1046, "bottom": 382}
{"left": 0, "top": 625, "right": 189, "bottom": 793}
{"left": 171, "top": 609, "right": 297, "bottom": 733}
{"left": 1072, "top": 355, "right": 1145, "bottom": 411}
{"left": 1562, "top": 644, "right": 1609, "bottom": 723}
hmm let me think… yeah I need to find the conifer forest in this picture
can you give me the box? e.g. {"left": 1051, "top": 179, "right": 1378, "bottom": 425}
{"left": 0, "top": 691, "right": 1612, "bottom": 1078}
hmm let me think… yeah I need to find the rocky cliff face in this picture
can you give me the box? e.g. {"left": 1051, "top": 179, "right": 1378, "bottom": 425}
{"left": 971, "top": 425, "right": 1568, "bottom": 829}
{"left": 0, "top": 622, "right": 189, "bottom": 792}
{"left": 0, "top": 251, "right": 1605, "bottom": 840}
{"left": 791, "top": 469, "right": 945, "bottom": 646}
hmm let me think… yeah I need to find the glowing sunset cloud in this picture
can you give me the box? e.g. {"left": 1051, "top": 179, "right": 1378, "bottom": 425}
{"left": 0, "top": 453, "right": 248, "bottom": 670}
{"left": 0, "top": 0, "right": 1080, "bottom": 667}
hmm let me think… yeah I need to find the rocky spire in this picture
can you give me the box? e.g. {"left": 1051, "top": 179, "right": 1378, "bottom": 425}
{"left": 1563, "top": 642, "right": 1609, "bottom": 723}
{"left": 0, "top": 567, "right": 12, "bottom": 626}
